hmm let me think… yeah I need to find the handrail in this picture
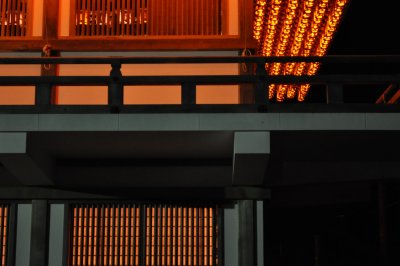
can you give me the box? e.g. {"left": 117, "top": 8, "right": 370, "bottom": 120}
{"left": 1, "top": 55, "right": 400, "bottom": 64}
{"left": 0, "top": 55, "right": 399, "bottom": 112}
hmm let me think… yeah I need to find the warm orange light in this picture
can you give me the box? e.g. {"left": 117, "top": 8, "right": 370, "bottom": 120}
{"left": 254, "top": 0, "right": 350, "bottom": 102}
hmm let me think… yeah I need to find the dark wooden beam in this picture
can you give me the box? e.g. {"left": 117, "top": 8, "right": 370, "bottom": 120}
{"left": 0, "top": 187, "right": 270, "bottom": 200}
{"left": 0, "top": 37, "right": 257, "bottom": 52}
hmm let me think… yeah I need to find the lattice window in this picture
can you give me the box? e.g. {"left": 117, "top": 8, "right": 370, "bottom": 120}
{"left": 69, "top": 203, "right": 220, "bottom": 266}
{"left": 0, "top": 205, "right": 9, "bottom": 266}
{"left": 72, "top": 0, "right": 221, "bottom": 36}
{"left": 0, "top": 0, "right": 30, "bottom": 37}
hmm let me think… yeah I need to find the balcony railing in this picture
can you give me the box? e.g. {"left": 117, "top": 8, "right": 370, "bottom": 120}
{"left": 0, "top": 55, "right": 399, "bottom": 113}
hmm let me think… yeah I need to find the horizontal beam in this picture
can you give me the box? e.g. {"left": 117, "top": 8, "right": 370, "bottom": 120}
{"left": 0, "top": 37, "right": 256, "bottom": 52}
{"left": 1, "top": 113, "right": 400, "bottom": 131}
{"left": 1, "top": 55, "right": 400, "bottom": 64}
{"left": 0, "top": 74, "right": 398, "bottom": 86}
{"left": 0, "top": 187, "right": 271, "bottom": 200}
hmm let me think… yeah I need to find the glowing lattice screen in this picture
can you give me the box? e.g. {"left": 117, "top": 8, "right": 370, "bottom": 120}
{"left": 253, "top": 0, "right": 349, "bottom": 102}
{"left": 0, "top": 0, "right": 30, "bottom": 37}
{"left": 70, "top": 204, "right": 219, "bottom": 266}
{"left": 0, "top": 205, "right": 9, "bottom": 266}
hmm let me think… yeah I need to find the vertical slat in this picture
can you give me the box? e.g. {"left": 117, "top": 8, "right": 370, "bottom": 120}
{"left": 99, "top": 205, "right": 105, "bottom": 266}
{"left": 87, "top": 0, "right": 91, "bottom": 36}
{"left": 95, "top": 207, "right": 100, "bottom": 266}
{"left": 179, "top": 207, "right": 183, "bottom": 266}
{"left": 184, "top": 208, "right": 188, "bottom": 266}
{"left": 163, "top": 205, "right": 167, "bottom": 266}
{"left": 198, "top": 208, "right": 202, "bottom": 266}
{"left": 105, "top": 207, "right": 109, "bottom": 266}
{"left": 83, "top": 0, "right": 87, "bottom": 36}
{"left": 190, "top": 208, "right": 194, "bottom": 266}
{"left": 15, "top": 0, "right": 20, "bottom": 36}
{"left": 155, "top": 206, "right": 159, "bottom": 266}
{"left": 78, "top": 207, "right": 83, "bottom": 266}
{"left": 1, "top": 0, "right": 6, "bottom": 36}
{"left": 116, "top": 0, "right": 120, "bottom": 35}
{"left": 10, "top": 0, "right": 15, "bottom": 36}
{"left": 169, "top": 207, "right": 173, "bottom": 266}
{"left": 121, "top": 206, "right": 125, "bottom": 266}
{"left": 184, "top": 0, "right": 189, "bottom": 35}
{"left": 95, "top": 0, "right": 100, "bottom": 35}
{"left": 5, "top": 0, "right": 11, "bottom": 36}
{"left": 83, "top": 206, "right": 88, "bottom": 266}
{"left": 128, "top": 0, "right": 132, "bottom": 35}
{"left": 135, "top": 0, "right": 140, "bottom": 35}
{"left": 111, "top": 205, "right": 116, "bottom": 266}
{"left": 173, "top": 207, "right": 177, "bottom": 266}
{"left": 122, "top": 0, "right": 126, "bottom": 35}
{"left": 91, "top": 0, "right": 95, "bottom": 36}
{"left": 196, "top": 208, "right": 199, "bottom": 266}
{"left": 139, "top": 0, "right": 143, "bottom": 35}
{"left": 195, "top": 0, "right": 199, "bottom": 35}
{"left": 116, "top": 206, "right": 120, "bottom": 266}
{"left": 72, "top": 207, "right": 77, "bottom": 266}
{"left": 212, "top": 208, "right": 217, "bottom": 266}
{"left": 100, "top": 0, "right": 105, "bottom": 35}
{"left": 88, "top": 206, "right": 93, "bottom": 266}
{"left": 216, "top": 0, "right": 220, "bottom": 35}
{"left": 131, "top": 206, "right": 135, "bottom": 266}
{"left": 75, "top": 0, "right": 80, "bottom": 36}
{"left": 106, "top": 0, "right": 111, "bottom": 36}
{"left": 127, "top": 206, "right": 131, "bottom": 266}
{"left": 0, "top": 206, "right": 3, "bottom": 266}
{"left": 22, "top": 0, "right": 27, "bottom": 36}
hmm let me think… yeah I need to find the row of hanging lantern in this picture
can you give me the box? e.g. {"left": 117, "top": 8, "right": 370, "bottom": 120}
{"left": 253, "top": 0, "right": 349, "bottom": 102}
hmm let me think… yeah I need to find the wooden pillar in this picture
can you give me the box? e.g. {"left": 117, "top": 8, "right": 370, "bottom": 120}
{"left": 30, "top": 200, "right": 48, "bottom": 266}
{"left": 238, "top": 200, "right": 255, "bottom": 266}
{"left": 40, "top": 0, "right": 60, "bottom": 105}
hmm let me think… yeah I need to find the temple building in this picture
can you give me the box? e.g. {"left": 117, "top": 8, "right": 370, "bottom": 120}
{"left": 0, "top": 0, "right": 399, "bottom": 265}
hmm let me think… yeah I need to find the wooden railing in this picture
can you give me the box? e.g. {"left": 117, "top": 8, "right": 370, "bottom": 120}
{"left": 0, "top": 55, "right": 399, "bottom": 112}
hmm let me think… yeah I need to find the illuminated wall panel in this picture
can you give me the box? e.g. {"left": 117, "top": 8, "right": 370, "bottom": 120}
{"left": 0, "top": 205, "right": 9, "bottom": 266}
{"left": 70, "top": 203, "right": 219, "bottom": 266}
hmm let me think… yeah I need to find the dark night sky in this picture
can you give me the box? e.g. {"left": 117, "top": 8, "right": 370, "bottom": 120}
{"left": 306, "top": 0, "right": 400, "bottom": 103}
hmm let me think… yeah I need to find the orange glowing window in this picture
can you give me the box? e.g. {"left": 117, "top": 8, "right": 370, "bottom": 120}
{"left": 71, "top": 0, "right": 222, "bottom": 37}
{"left": 69, "top": 204, "right": 220, "bottom": 266}
{"left": 0, "top": 0, "right": 31, "bottom": 37}
{"left": 0, "top": 205, "right": 10, "bottom": 266}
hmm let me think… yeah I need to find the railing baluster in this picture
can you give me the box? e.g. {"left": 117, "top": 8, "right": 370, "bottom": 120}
{"left": 255, "top": 61, "right": 268, "bottom": 105}
{"left": 326, "top": 83, "right": 344, "bottom": 104}
{"left": 108, "top": 62, "right": 123, "bottom": 112}
{"left": 181, "top": 82, "right": 196, "bottom": 105}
